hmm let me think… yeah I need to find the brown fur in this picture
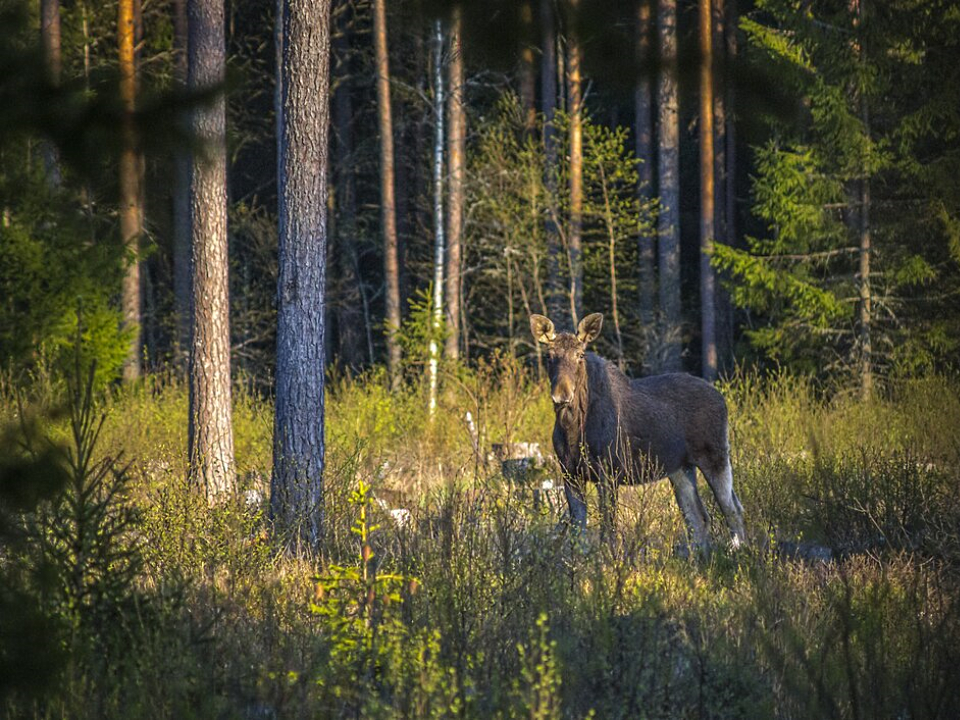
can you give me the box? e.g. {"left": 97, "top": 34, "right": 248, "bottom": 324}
{"left": 531, "top": 313, "right": 746, "bottom": 547}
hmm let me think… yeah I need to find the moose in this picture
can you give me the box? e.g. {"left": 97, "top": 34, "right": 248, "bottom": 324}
{"left": 530, "top": 312, "right": 746, "bottom": 548}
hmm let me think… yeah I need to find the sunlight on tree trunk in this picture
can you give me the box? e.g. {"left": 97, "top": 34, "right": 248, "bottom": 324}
{"left": 119, "top": 0, "right": 142, "bottom": 382}
{"left": 567, "top": 0, "right": 584, "bottom": 327}
{"left": 429, "top": 20, "right": 445, "bottom": 419}
{"left": 445, "top": 6, "right": 464, "bottom": 362}
{"left": 700, "top": 0, "right": 718, "bottom": 382}
{"left": 374, "top": 0, "right": 401, "bottom": 389}
{"left": 187, "top": 0, "right": 235, "bottom": 501}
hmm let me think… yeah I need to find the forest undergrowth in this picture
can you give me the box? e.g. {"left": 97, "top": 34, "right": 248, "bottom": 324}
{"left": 2, "top": 357, "right": 960, "bottom": 719}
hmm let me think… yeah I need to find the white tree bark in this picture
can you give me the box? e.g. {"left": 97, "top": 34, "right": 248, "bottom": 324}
{"left": 429, "top": 20, "right": 445, "bottom": 418}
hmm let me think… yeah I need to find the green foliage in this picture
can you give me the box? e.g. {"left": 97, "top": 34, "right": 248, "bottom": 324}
{"left": 0, "top": 418, "right": 70, "bottom": 704}
{"left": 311, "top": 479, "right": 462, "bottom": 717}
{"left": 396, "top": 285, "right": 448, "bottom": 373}
{"left": 4, "top": 367, "right": 960, "bottom": 718}
{"left": 513, "top": 613, "right": 564, "bottom": 720}
{"left": 465, "top": 93, "right": 655, "bottom": 366}
{"left": 0, "top": 191, "right": 129, "bottom": 387}
{"left": 725, "top": 0, "right": 960, "bottom": 380}
{"left": 0, "top": 339, "right": 147, "bottom": 713}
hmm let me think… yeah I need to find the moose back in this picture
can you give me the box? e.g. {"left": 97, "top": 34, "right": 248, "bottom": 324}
{"left": 530, "top": 312, "right": 746, "bottom": 548}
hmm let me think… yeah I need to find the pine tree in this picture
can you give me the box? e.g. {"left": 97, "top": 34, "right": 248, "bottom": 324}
{"left": 373, "top": 0, "right": 402, "bottom": 389}
{"left": 657, "top": 0, "right": 681, "bottom": 371}
{"left": 187, "top": 0, "right": 235, "bottom": 500}
{"left": 714, "top": 0, "right": 960, "bottom": 381}
{"left": 699, "top": 0, "right": 717, "bottom": 382}
{"left": 273, "top": 0, "right": 332, "bottom": 552}
{"left": 118, "top": 0, "right": 142, "bottom": 382}
{"left": 635, "top": 0, "right": 657, "bottom": 371}
{"left": 445, "top": 5, "right": 465, "bottom": 361}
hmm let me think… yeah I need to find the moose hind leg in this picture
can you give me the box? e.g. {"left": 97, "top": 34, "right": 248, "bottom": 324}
{"left": 668, "top": 468, "right": 711, "bottom": 550}
{"left": 701, "top": 458, "right": 746, "bottom": 547}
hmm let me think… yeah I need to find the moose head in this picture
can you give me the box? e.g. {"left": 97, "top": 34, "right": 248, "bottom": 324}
{"left": 530, "top": 313, "right": 603, "bottom": 409}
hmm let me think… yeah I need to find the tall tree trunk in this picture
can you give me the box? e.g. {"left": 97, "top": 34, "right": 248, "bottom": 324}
{"left": 429, "top": 20, "right": 445, "bottom": 418}
{"left": 566, "top": 0, "right": 584, "bottom": 326}
{"left": 712, "top": 0, "right": 733, "bottom": 374}
{"left": 853, "top": 0, "right": 872, "bottom": 399}
{"left": 541, "top": 0, "right": 563, "bottom": 322}
{"left": 724, "top": 0, "right": 737, "bottom": 252}
{"left": 187, "top": 0, "right": 235, "bottom": 500}
{"left": 173, "top": 0, "right": 192, "bottom": 367}
{"left": 859, "top": 169, "right": 872, "bottom": 399}
{"left": 445, "top": 6, "right": 464, "bottom": 361}
{"left": 657, "top": 0, "right": 681, "bottom": 371}
{"left": 40, "top": 0, "right": 61, "bottom": 188}
{"left": 333, "top": 0, "right": 364, "bottom": 370}
{"left": 373, "top": 0, "right": 401, "bottom": 388}
{"left": 699, "top": 0, "right": 717, "bottom": 382}
{"left": 635, "top": 0, "right": 656, "bottom": 371}
{"left": 273, "top": 0, "right": 332, "bottom": 553}
{"left": 723, "top": 0, "right": 738, "bottom": 369}
{"left": 599, "top": 165, "right": 624, "bottom": 368}
{"left": 519, "top": 0, "right": 537, "bottom": 136}
{"left": 119, "top": 0, "right": 142, "bottom": 382}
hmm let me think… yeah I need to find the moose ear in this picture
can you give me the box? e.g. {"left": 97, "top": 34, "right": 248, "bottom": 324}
{"left": 577, "top": 313, "right": 603, "bottom": 344}
{"left": 529, "top": 314, "right": 556, "bottom": 345}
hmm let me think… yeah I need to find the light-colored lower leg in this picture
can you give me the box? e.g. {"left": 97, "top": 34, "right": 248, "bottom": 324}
{"left": 668, "top": 468, "right": 711, "bottom": 549}
{"left": 703, "top": 459, "right": 746, "bottom": 547}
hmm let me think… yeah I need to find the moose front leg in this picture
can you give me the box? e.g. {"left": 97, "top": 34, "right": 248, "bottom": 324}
{"left": 596, "top": 474, "right": 619, "bottom": 543}
{"left": 563, "top": 475, "right": 588, "bottom": 530}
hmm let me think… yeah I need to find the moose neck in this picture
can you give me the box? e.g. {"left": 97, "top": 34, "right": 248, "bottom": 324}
{"left": 555, "top": 361, "right": 590, "bottom": 448}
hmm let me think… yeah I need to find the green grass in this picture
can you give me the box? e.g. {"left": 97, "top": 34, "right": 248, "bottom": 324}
{"left": 3, "top": 361, "right": 960, "bottom": 718}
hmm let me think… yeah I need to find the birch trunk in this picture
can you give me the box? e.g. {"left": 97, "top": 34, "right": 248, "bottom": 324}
{"left": 429, "top": 20, "right": 445, "bottom": 418}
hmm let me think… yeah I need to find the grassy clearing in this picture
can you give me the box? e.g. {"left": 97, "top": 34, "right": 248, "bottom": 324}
{"left": 4, "top": 360, "right": 960, "bottom": 718}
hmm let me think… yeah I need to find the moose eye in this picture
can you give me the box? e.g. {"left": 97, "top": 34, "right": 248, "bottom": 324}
{"left": 577, "top": 352, "right": 585, "bottom": 361}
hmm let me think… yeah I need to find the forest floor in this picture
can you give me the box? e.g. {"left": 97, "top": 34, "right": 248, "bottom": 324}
{"left": 3, "top": 360, "right": 960, "bottom": 719}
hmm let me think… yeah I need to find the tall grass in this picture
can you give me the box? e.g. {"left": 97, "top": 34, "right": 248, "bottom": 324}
{"left": 3, "top": 360, "right": 960, "bottom": 718}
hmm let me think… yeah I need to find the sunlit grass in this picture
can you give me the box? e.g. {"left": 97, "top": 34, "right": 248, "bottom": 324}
{"left": 4, "top": 362, "right": 960, "bottom": 718}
